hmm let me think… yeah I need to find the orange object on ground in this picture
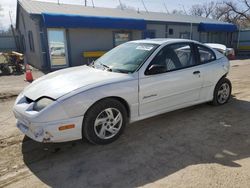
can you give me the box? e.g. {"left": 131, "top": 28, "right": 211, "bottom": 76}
{"left": 25, "top": 64, "right": 33, "bottom": 82}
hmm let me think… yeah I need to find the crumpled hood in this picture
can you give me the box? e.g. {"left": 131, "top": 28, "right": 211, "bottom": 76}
{"left": 23, "top": 66, "right": 132, "bottom": 100}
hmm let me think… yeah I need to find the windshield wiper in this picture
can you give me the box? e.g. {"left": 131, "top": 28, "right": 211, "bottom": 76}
{"left": 88, "top": 60, "right": 95, "bottom": 68}
{"left": 100, "top": 63, "right": 112, "bottom": 72}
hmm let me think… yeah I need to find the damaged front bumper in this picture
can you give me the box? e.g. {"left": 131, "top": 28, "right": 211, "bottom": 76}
{"left": 14, "top": 110, "right": 83, "bottom": 143}
{"left": 17, "top": 120, "right": 52, "bottom": 142}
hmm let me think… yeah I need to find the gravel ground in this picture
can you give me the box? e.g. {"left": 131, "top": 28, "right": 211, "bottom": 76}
{"left": 0, "top": 60, "right": 250, "bottom": 188}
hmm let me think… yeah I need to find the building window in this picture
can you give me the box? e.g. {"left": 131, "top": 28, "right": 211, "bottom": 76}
{"left": 28, "top": 31, "right": 35, "bottom": 52}
{"left": 142, "top": 30, "right": 156, "bottom": 39}
{"left": 113, "top": 32, "right": 131, "bottom": 46}
{"left": 47, "top": 29, "right": 68, "bottom": 68}
{"left": 169, "top": 28, "right": 174, "bottom": 35}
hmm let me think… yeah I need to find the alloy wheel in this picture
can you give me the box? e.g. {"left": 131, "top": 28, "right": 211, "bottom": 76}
{"left": 94, "top": 108, "right": 123, "bottom": 139}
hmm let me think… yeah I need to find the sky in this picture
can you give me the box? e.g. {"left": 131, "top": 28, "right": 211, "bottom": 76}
{"left": 0, "top": 0, "right": 209, "bottom": 30}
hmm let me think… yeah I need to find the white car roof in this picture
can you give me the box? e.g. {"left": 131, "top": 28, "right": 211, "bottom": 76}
{"left": 130, "top": 38, "right": 194, "bottom": 45}
{"left": 205, "top": 43, "right": 227, "bottom": 51}
{"left": 130, "top": 38, "right": 225, "bottom": 59}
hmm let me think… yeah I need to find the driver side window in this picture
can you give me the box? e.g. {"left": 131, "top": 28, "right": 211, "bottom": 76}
{"left": 146, "top": 43, "right": 195, "bottom": 75}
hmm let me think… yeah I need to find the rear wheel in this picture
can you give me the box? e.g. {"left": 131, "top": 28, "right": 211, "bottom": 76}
{"left": 212, "top": 77, "right": 232, "bottom": 106}
{"left": 83, "top": 98, "right": 127, "bottom": 145}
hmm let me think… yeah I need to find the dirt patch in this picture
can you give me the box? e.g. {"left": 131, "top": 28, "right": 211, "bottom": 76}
{"left": 0, "top": 92, "right": 18, "bottom": 102}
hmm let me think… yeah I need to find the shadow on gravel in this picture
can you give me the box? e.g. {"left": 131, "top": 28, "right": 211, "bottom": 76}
{"left": 22, "top": 97, "right": 250, "bottom": 188}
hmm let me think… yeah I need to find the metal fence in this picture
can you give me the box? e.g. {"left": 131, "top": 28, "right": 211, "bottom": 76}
{"left": 0, "top": 34, "right": 17, "bottom": 52}
{"left": 237, "top": 29, "right": 250, "bottom": 51}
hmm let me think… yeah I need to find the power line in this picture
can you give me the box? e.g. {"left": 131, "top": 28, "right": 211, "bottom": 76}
{"left": 141, "top": 0, "right": 148, "bottom": 12}
{"left": 118, "top": 0, "right": 124, "bottom": 10}
{"left": 163, "top": 1, "right": 169, "bottom": 14}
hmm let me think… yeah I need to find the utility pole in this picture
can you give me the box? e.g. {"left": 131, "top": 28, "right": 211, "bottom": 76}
{"left": 237, "top": 26, "right": 241, "bottom": 50}
{"left": 84, "top": 0, "right": 87, "bottom": 6}
{"left": 9, "top": 11, "right": 19, "bottom": 51}
{"left": 91, "top": 0, "right": 95, "bottom": 8}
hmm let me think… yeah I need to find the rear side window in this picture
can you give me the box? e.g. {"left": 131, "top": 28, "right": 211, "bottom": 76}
{"left": 197, "top": 45, "right": 216, "bottom": 63}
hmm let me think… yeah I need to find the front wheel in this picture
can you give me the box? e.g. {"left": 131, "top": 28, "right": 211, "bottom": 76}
{"left": 212, "top": 77, "right": 232, "bottom": 106}
{"left": 82, "top": 98, "right": 127, "bottom": 145}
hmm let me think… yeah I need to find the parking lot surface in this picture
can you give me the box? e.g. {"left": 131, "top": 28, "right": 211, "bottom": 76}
{"left": 0, "top": 59, "right": 250, "bottom": 188}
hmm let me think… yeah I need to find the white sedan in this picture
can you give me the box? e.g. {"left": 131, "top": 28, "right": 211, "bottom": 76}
{"left": 13, "top": 39, "right": 232, "bottom": 145}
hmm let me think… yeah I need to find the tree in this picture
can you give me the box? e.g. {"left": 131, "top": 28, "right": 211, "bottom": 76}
{"left": 189, "top": 1, "right": 217, "bottom": 18}
{"left": 225, "top": 0, "right": 250, "bottom": 20}
{"left": 213, "top": 0, "right": 250, "bottom": 27}
{"left": 188, "top": 0, "right": 250, "bottom": 28}
{"left": 116, "top": 3, "right": 136, "bottom": 11}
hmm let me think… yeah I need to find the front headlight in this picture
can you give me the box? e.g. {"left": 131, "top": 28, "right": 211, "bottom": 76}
{"left": 33, "top": 97, "right": 54, "bottom": 112}
{"left": 15, "top": 92, "right": 24, "bottom": 104}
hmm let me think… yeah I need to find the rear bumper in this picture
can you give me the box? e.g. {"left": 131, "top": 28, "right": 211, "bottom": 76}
{"left": 14, "top": 109, "right": 83, "bottom": 143}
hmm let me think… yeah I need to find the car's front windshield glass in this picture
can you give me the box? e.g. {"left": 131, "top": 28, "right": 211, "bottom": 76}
{"left": 93, "top": 42, "right": 159, "bottom": 73}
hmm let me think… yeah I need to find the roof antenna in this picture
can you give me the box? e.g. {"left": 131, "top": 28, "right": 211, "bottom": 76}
{"left": 141, "top": 0, "right": 148, "bottom": 12}
{"left": 118, "top": 0, "right": 124, "bottom": 10}
{"left": 91, "top": 0, "right": 95, "bottom": 8}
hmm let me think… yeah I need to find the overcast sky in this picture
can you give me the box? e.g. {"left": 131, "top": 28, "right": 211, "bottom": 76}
{"left": 0, "top": 0, "right": 209, "bottom": 30}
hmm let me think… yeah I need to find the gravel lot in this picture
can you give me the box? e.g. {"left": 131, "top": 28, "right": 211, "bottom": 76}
{"left": 0, "top": 60, "right": 250, "bottom": 188}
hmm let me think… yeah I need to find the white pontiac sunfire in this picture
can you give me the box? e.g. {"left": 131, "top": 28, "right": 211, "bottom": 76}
{"left": 13, "top": 39, "right": 232, "bottom": 145}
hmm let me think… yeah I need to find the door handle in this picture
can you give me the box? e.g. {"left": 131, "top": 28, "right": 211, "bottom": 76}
{"left": 193, "top": 71, "right": 200, "bottom": 75}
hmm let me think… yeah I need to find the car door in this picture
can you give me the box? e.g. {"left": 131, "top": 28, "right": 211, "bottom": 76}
{"left": 194, "top": 44, "right": 227, "bottom": 102}
{"left": 139, "top": 42, "right": 203, "bottom": 116}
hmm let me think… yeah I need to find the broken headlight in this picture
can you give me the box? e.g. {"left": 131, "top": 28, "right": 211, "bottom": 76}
{"left": 33, "top": 97, "right": 54, "bottom": 112}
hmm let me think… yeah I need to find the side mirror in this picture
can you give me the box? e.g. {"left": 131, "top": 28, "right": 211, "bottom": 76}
{"left": 146, "top": 64, "right": 167, "bottom": 75}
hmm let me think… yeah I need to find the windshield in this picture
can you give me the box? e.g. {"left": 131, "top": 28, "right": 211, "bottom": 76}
{"left": 93, "top": 42, "right": 159, "bottom": 73}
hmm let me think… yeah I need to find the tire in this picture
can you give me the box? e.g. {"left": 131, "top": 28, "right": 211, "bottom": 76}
{"left": 212, "top": 77, "right": 232, "bottom": 106}
{"left": 82, "top": 98, "right": 128, "bottom": 145}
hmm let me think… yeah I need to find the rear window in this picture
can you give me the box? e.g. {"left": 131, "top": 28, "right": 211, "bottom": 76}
{"left": 197, "top": 45, "right": 216, "bottom": 63}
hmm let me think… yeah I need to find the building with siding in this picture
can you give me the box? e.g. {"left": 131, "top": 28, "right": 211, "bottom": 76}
{"left": 16, "top": 0, "right": 237, "bottom": 71}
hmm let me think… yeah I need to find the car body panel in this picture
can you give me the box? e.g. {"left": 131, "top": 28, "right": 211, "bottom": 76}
{"left": 24, "top": 65, "right": 133, "bottom": 101}
{"left": 139, "top": 66, "right": 203, "bottom": 115}
{"left": 205, "top": 43, "right": 235, "bottom": 60}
